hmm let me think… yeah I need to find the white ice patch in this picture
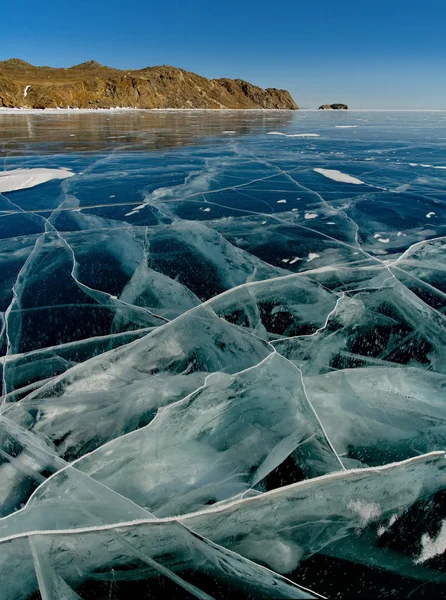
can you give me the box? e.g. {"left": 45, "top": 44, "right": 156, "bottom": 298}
{"left": 314, "top": 168, "right": 365, "bottom": 185}
{"left": 414, "top": 164, "right": 446, "bottom": 169}
{"left": 415, "top": 519, "right": 446, "bottom": 564}
{"left": 201, "top": 207, "right": 211, "bottom": 212}
{"left": 0, "top": 168, "right": 75, "bottom": 193}
{"left": 335, "top": 125, "right": 358, "bottom": 128}
{"left": 222, "top": 131, "right": 236, "bottom": 134}
{"left": 277, "top": 199, "right": 287, "bottom": 204}
{"left": 289, "top": 257, "right": 301, "bottom": 264}
{"left": 347, "top": 499, "right": 382, "bottom": 526}
{"left": 304, "top": 212, "right": 318, "bottom": 219}
{"left": 397, "top": 231, "right": 407, "bottom": 237}
{"left": 374, "top": 232, "right": 390, "bottom": 243}
{"left": 23, "top": 85, "right": 31, "bottom": 98}
{"left": 426, "top": 212, "right": 436, "bottom": 218}
{"left": 307, "top": 253, "right": 320, "bottom": 262}
{"left": 267, "top": 132, "right": 320, "bottom": 138}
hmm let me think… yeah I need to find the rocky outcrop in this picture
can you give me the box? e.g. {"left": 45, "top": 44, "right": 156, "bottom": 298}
{"left": 319, "top": 103, "right": 348, "bottom": 110}
{"left": 0, "top": 59, "right": 298, "bottom": 110}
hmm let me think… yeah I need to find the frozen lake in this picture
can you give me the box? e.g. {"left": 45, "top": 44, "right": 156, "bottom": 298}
{"left": 1, "top": 109, "right": 446, "bottom": 598}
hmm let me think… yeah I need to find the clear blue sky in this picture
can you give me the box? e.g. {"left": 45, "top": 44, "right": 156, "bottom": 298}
{"left": 2, "top": 0, "right": 445, "bottom": 108}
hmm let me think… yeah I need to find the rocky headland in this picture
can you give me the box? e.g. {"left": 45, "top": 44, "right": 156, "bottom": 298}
{"left": 0, "top": 59, "right": 298, "bottom": 110}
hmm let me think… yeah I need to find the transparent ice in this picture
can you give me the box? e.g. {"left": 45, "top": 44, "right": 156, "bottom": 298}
{"left": 1, "top": 109, "right": 446, "bottom": 598}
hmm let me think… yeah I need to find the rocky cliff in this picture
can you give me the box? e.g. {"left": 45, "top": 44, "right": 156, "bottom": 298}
{"left": 0, "top": 59, "right": 298, "bottom": 110}
{"left": 319, "top": 103, "right": 348, "bottom": 110}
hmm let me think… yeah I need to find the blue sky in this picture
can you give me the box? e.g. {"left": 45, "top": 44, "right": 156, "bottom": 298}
{"left": 2, "top": 0, "right": 445, "bottom": 108}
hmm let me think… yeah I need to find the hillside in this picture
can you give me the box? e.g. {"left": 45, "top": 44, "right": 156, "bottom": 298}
{"left": 0, "top": 59, "right": 298, "bottom": 110}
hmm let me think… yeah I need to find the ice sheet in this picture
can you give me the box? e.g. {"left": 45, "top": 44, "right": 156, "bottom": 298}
{"left": 1, "top": 110, "right": 446, "bottom": 598}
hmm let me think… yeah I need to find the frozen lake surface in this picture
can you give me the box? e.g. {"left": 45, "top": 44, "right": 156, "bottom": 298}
{"left": 1, "top": 109, "right": 446, "bottom": 598}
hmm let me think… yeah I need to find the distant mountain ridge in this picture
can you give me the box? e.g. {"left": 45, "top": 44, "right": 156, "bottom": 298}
{"left": 0, "top": 59, "right": 298, "bottom": 110}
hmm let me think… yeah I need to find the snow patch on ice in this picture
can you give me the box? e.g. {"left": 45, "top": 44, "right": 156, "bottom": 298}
{"left": 348, "top": 500, "right": 382, "bottom": 526}
{"left": 0, "top": 168, "right": 75, "bottom": 193}
{"left": 415, "top": 519, "right": 446, "bottom": 564}
{"left": 314, "top": 168, "right": 365, "bottom": 185}
{"left": 426, "top": 212, "right": 436, "bottom": 218}
{"left": 277, "top": 199, "right": 287, "bottom": 204}
{"left": 267, "top": 132, "right": 320, "bottom": 138}
{"left": 378, "top": 513, "right": 399, "bottom": 537}
{"left": 307, "top": 253, "right": 320, "bottom": 262}
{"left": 304, "top": 212, "right": 318, "bottom": 220}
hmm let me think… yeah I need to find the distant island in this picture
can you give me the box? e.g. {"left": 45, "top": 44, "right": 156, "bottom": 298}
{"left": 0, "top": 59, "right": 298, "bottom": 110}
{"left": 319, "top": 104, "right": 348, "bottom": 110}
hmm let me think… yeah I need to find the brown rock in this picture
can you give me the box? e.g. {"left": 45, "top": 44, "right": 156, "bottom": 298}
{"left": 0, "top": 59, "right": 298, "bottom": 110}
{"left": 318, "top": 103, "right": 348, "bottom": 110}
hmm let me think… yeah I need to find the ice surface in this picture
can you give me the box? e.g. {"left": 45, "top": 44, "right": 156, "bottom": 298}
{"left": 208, "top": 273, "right": 337, "bottom": 339}
{"left": 0, "top": 522, "right": 320, "bottom": 599}
{"left": 1, "top": 110, "right": 446, "bottom": 598}
{"left": 0, "top": 452, "right": 443, "bottom": 598}
{"left": 305, "top": 367, "right": 446, "bottom": 464}
{"left": 73, "top": 352, "right": 342, "bottom": 516}
{"left": 5, "top": 305, "right": 271, "bottom": 460}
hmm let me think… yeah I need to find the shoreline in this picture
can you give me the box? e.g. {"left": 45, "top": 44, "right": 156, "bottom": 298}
{"left": 1, "top": 107, "right": 446, "bottom": 115}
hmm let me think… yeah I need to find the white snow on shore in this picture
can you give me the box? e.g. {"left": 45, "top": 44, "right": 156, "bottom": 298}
{"left": 0, "top": 168, "right": 75, "bottom": 193}
{"left": 314, "top": 168, "right": 365, "bottom": 185}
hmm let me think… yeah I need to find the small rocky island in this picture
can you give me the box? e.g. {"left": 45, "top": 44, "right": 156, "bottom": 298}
{"left": 319, "top": 103, "right": 348, "bottom": 110}
{"left": 0, "top": 59, "right": 298, "bottom": 110}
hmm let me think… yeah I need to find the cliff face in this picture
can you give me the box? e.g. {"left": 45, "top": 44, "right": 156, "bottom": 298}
{"left": 0, "top": 59, "right": 298, "bottom": 110}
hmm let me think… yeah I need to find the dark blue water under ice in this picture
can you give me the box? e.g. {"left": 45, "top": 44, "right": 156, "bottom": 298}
{"left": 1, "top": 109, "right": 446, "bottom": 599}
